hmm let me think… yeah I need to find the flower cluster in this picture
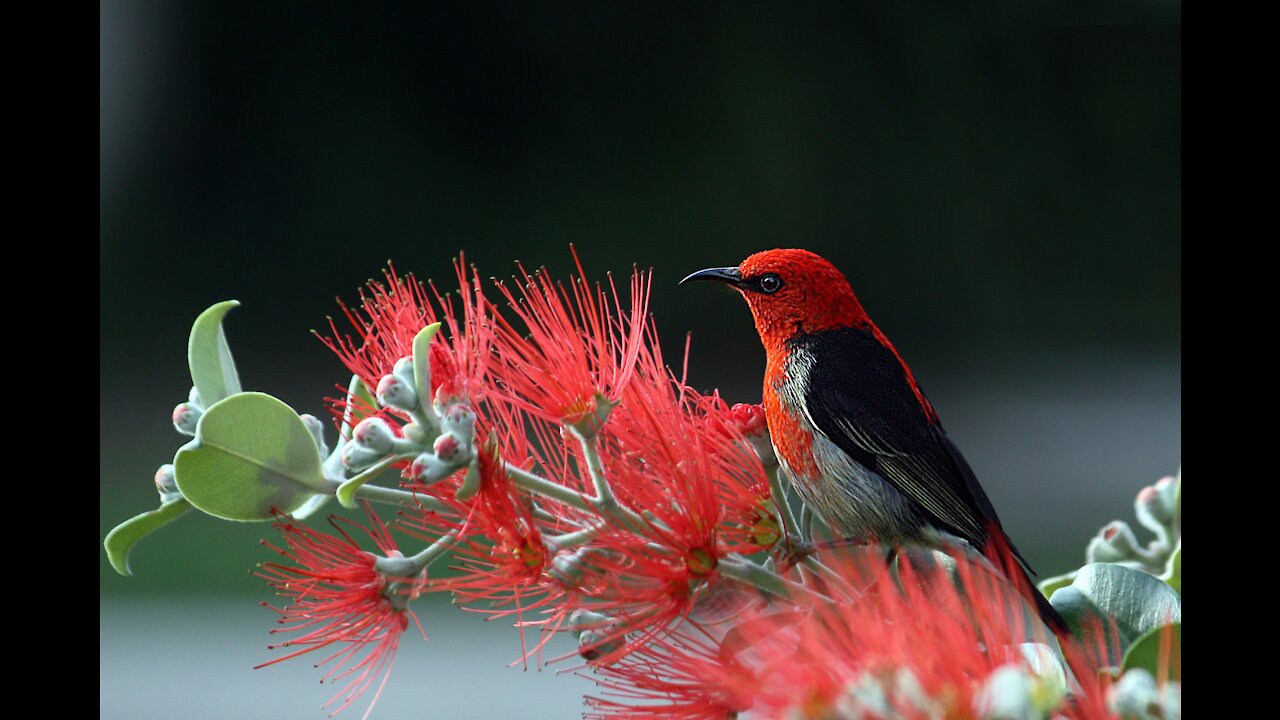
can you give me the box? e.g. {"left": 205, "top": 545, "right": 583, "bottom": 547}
{"left": 110, "top": 250, "right": 1176, "bottom": 719}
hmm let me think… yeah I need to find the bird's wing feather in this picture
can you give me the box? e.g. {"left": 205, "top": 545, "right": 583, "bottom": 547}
{"left": 797, "top": 327, "right": 998, "bottom": 549}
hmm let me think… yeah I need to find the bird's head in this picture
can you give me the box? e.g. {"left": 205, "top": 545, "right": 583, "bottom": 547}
{"left": 681, "top": 249, "right": 868, "bottom": 349}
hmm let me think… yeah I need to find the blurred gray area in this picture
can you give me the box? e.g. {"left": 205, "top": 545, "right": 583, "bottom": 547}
{"left": 101, "top": 3, "right": 1179, "bottom": 719}
{"left": 100, "top": 599, "right": 595, "bottom": 720}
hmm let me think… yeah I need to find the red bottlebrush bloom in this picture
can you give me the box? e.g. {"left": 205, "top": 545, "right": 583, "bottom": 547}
{"left": 739, "top": 544, "right": 1111, "bottom": 720}
{"left": 584, "top": 625, "right": 756, "bottom": 720}
{"left": 489, "top": 249, "right": 651, "bottom": 426}
{"left": 439, "top": 438, "right": 556, "bottom": 610}
{"left": 320, "top": 257, "right": 494, "bottom": 409}
{"left": 256, "top": 509, "right": 424, "bottom": 720}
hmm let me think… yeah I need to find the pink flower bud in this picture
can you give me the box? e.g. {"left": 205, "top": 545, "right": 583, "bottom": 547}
{"left": 353, "top": 417, "right": 396, "bottom": 453}
{"left": 154, "top": 464, "right": 180, "bottom": 501}
{"left": 1085, "top": 521, "right": 1141, "bottom": 563}
{"left": 172, "top": 402, "right": 201, "bottom": 435}
{"left": 433, "top": 433, "right": 461, "bottom": 461}
{"left": 376, "top": 374, "right": 418, "bottom": 411}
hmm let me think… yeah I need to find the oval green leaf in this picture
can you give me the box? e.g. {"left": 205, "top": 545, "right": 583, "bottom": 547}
{"left": 1121, "top": 622, "right": 1181, "bottom": 682}
{"left": 104, "top": 499, "right": 192, "bottom": 576}
{"left": 188, "top": 300, "right": 243, "bottom": 405}
{"left": 174, "top": 392, "right": 327, "bottom": 521}
{"left": 413, "top": 322, "right": 442, "bottom": 415}
{"left": 1049, "top": 563, "right": 1181, "bottom": 665}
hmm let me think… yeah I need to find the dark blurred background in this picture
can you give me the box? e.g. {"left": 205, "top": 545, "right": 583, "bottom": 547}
{"left": 101, "top": 3, "right": 1179, "bottom": 718}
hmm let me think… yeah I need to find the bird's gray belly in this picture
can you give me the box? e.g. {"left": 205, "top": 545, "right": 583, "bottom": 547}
{"left": 779, "top": 431, "right": 927, "bottom": 543}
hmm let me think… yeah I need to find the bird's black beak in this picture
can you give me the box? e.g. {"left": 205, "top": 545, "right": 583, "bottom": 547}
{"left": 679, "top": 266, "right": 743, "bottom": 287}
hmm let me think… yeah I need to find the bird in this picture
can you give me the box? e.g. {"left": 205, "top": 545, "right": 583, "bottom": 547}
{"left": 681, "top": 248, "right": 1067, "bottom": 634}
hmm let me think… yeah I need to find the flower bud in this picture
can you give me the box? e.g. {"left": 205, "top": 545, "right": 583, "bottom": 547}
{"left": 172, "top": 402, "right": 202, "bottom": 436}
{"left": 1108, "top": 669, "right": 1178, "bottom": 720}
{"left": 433, "top": 433, "right": 463, "bottom": 462}
{"left": 549, "top": 549, "right": 588, "bottom": 589}
{"left": 408, "top": 452, "right": 457, "bottom": 485}
{"left": 440, "top": 403, "right": 476, "bottom": 434}
{"left": 376, "top": 374, "right": 419, "bottom": 411}
{"left": 352, "top": 417, "right": 396, "bottom": 453}
{"left": 975, "top": 666, "right": 1037, "bottom": 720}
{"left": 1134, "top": 476, "right": 1177, "bottom": 534}
{"left": 299, "top": 414, "right": 329, "bottom": 458}
{"left": 341, "top": 441, "right": 386, "bottom": 473}
{"left": 154, "top": 464, "right": 181, "bottom": 502}
{"left": 402, "top": 421, "right": 429, "bottom": 445}
{"left": 187, "top": 385, "right": 204, "bottom": 410}
{"left": 569, "top": 609, "right": 623, "bottom": 663}
{"left": 1086, "top": 521, "right": 1142, "bottom": 564}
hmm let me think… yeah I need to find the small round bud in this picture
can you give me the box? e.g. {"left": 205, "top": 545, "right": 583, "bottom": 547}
{"left": 433, "top": 433, "right": 462, "bottom": 461}
{"left": 341, "top": 441, "right": 385, "bottom": 472}
{"left": 187, "top": 386, "right": 204, "bottom": 409}
{"left": 299, "top": 414, "right": 329, "bottom": 457}
{"left": 549, "top": 549, "right": 588, "bottom": 588}
{"left": 1086, "top": 521, "right": 1142, "bottom": 564}
{"left": 568, "top": 609, "right": 623, "bottom": 663}
{"left": 408, "top": 452, "right": 456, "bottom": 485}
{"left": 441, "top": 403, "right": 477, "bottom": 432}
{"left": 1135, "top": 477, "right": 1177, "bottom": 533}
{"left": 402, "top": 421, "right": 428, "bottom": 444}
{"left": 1109, "top": 669, "right": 1160, "bottom": 719}
{"left": 376, "top": 374, "right": 419, "bottom": 411}
{"left": 154, "top": 464, "right": 181, "bottom": 502}
{"left": 352, "top": 417, "right": 396, "bottom": 453}
{"left": 172, "top": 402, "right": 202, "bottom": 436}
{"left": 974, "top": 666, "right": 1036, "bottom": 720}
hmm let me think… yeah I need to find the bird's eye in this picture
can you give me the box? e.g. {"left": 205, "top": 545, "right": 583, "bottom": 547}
{"left": 758, "top": 273, "right": 783, "bottom": 294}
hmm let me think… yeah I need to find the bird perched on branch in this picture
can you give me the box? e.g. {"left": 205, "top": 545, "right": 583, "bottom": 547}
{"left": 682, "top": 248, "right": 1066, "bottom": 634}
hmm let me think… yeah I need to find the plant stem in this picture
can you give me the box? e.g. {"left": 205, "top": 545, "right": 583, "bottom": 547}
{"left": 355, "top": 484, "right": 449, "bottom": 513}
{"left": 505, "top": 462, "right": 591, "bottom": 511}
{"left": 719, "top": 554, "right": 833, "bottom": 604}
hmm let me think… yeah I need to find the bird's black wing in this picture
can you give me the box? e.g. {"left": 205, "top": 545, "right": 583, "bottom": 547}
{"left": 796, "top": 327, "right": 1007, "bottom": 553}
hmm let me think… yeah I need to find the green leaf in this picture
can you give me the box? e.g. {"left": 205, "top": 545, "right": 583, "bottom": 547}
{"left": 1161, "top": 541, "right": 1181, "bottom": 594}
{"left": 104, "top": 499, "right": 192, "bottom": 576}
{"left": 412, "top": 322, "right": 442, "bottom": 415}
{"left": 188, "top": 300, "right": 243, "bottom": 405}
{"left": 336, "top": 455, "right": 402, "bottom": 509}
{"left": 174, "top": 392, "right": 328, "bottom": 521}
{"left": 1037, "top": 571, "right": 1078, "bottom": 599}
{"left": 1121, "top": 622, "right": 1181, "bottom": 682}
{"left": 291, "top": 493, "right": 332, "bottom": 520}
{"left": 1050, "top": 563, "right": 1181, "bottom": 665}
{"left": 340, "top": 375, "right": 377, "bottom": 442}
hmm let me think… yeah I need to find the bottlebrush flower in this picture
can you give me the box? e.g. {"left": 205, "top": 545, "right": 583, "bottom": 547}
{"left": 320, "top": 257, "right": 494, "bottom": 410}
{"left": 583, "top": 625, "right": 756, "bottom": 720}
{"left": 739, "top": 545, "right": 1111, "bottom": 720}
{"left": 256, "top": 508, "right": 424, "bottom": 720}
{"left": 489, "top": 249, "right": 651, "bottom": 429}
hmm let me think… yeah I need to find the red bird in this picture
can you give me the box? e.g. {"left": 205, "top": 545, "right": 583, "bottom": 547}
{"left": 682, "top": 248, "right": 1066, "bottom": 633}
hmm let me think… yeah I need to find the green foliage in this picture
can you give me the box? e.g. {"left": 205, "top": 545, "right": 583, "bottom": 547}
{"left": 174, "top": 392, "right": 328, "bottom": 521}
{"left": 104, "top": 499, "right": 192, "bottom": 576}
{"left": 412, "top": 323, "right": 441, "bottom": 416}
{"left": 187, "top": 300, "right": 242, "bottom": 406}
{"left": 1122, "top": 622, "right": 1181, "bottom": 683}
{"left": 1049, "top": 563, "right": 1181, "bottom": 668}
